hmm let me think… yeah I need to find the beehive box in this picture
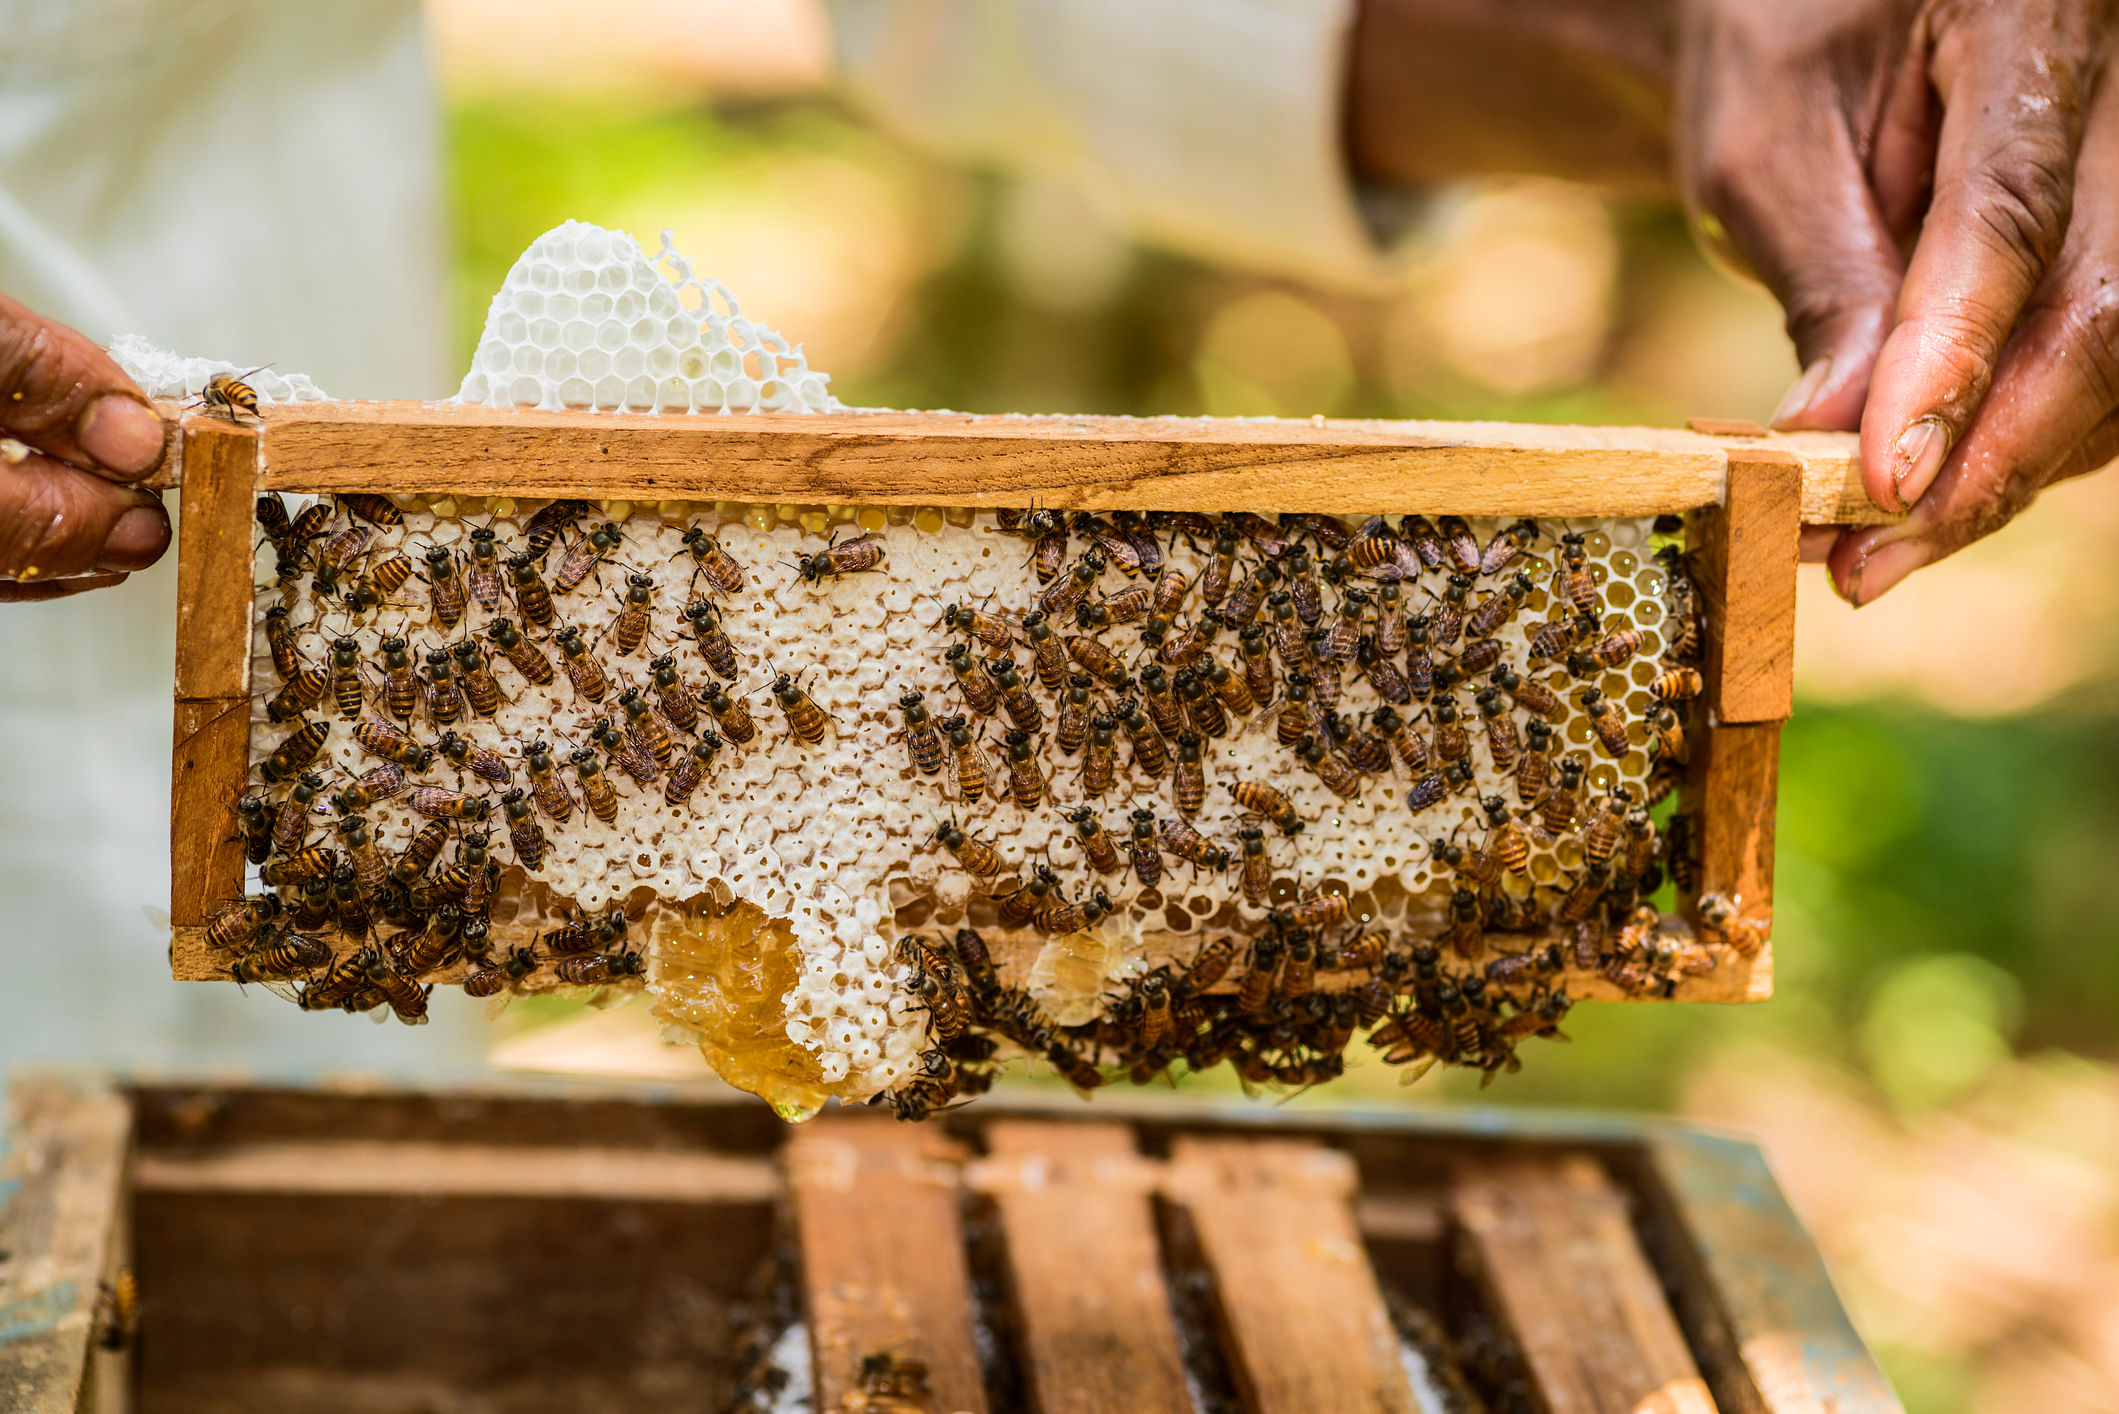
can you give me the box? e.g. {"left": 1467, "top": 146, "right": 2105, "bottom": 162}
{"left": 159, "top": 402, "right": 1878, "bottom": 1113}
{"left": 0, "top": 1072, "right": 1903, "bottom": 1414}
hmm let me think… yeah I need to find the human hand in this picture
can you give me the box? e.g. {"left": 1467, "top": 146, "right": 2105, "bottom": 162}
{"left": 0, "top": 293, "right": 171, "bottom": 601}
{"left": 1678, "top": 0, "right": 2116, "bottom": 604}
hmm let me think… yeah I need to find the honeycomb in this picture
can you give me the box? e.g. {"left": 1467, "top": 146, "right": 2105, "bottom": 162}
{"left": 109, "top": 333, "right": 332, "bottom": 404}
{"left": 228, "top": 495, "right": 1714, "bottom": 1113}
{"left": 453, "top": 221, "right": 842, "bottom": 415}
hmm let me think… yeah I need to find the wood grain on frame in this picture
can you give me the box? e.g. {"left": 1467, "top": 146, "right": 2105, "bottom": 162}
{"left": 217, "top": 401, "right": 1883, "bottom": 522}
{"left": 1695, "top": 452, "right": 1802, "bottom": 724}
{"left": 174, "top": 419, "right": 260, "bottom": 701}
{"left": 1689, "top": 720, "right": 1781, "bottom": 980}
{"left": 170, "top": 697, "right": 250, "bottom": 931}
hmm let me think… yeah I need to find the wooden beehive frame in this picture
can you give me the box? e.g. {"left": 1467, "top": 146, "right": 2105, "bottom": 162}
{"left": 166, "top": 401, "right": 1872, "bottom": 1002}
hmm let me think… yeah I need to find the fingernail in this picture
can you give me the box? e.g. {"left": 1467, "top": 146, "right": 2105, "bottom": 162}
{"left": 77, "top": 395, "right": 166, "bottom": 476}
{"left": 97, "top": 503, "right": 170, "bottom": 572}
{"left": 1772, "top": 358, "right": 1833, "bottom": 429}
{"left": 1891, "top": 417, "right": 1949, "bottom": 509}
{"left": 1852, "top": 538, "right": 1929, "bottom": 606}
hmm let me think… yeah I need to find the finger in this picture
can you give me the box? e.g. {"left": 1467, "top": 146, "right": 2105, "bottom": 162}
{"left": 1799, "top": 525, "right": 1844, "bottom": 561}
{"left": 0, "top": 571, "right": 129, "bottom": 602}
{"left": 0, "top": 292, "right": 169, "bottom": 480}
{"left": 1857, "top": 3, "right": 2104, "bottom": 512}
{"left": 0, "top": 450, "right": 171, "bottom": 581}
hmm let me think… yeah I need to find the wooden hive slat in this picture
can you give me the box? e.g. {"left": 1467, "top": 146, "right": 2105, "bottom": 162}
{"left": 1451, "top": 1153, "right": 1718, "bottom": 1414}
{"left": 1698, "top": 452, "right": 1803, "bottom": 725}
{"left": 974, "top": 1121, "right": 1193, "bottom": 1414}
{"left": 784, "top": 1118, "right": 989, "bottom": 1414}
{"left": 1166, "top": 1136, "right": 1421, "bottom": 1414}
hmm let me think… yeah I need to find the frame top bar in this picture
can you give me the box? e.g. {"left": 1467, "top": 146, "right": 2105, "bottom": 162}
{"left": 150, "top": 399, "right": 1879, "bottom": 523}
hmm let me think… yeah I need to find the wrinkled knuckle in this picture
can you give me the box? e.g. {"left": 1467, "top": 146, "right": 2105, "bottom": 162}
{"left": 2058, "top": 281, "right": 2119, "bottom": 407}
{"left": 1960, "top": 141, "right": 2077, "bottom": 273}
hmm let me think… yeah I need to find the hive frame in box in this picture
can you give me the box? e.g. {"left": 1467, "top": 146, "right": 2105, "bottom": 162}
{"left": 163, "top": 401, "right": 1875, "bottom": 1002}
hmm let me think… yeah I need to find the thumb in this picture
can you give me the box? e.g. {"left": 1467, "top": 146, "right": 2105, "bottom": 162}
{"left": 0, "top": 293, "right": 168, "bottom": 480}
{"left": 1682, "top": 104, "right": 1906, "bottom": 433}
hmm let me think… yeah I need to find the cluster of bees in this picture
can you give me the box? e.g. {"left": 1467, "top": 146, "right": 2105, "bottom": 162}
{"left": 875, "top": 508, "right": 1756, "bottom": 1110}
{"left": 203, "top": 490, "right": 865, "bottom": 1017}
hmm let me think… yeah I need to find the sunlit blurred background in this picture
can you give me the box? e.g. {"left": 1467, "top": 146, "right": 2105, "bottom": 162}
{"left": 148, "top": 4, "right": 2119, "bottom": 1410}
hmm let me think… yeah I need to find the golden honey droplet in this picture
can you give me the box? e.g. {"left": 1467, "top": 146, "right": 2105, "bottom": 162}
{"left": 716, "top": 500, "right": 748, "bottom": 524}
{"left": 857, "top": 507, "right": 889, "bottom": 533}
{"left": 1633, "top": 596, "right": 1664, "bottom": 625}
{"left": 943, "top": 506, "right": 978, "bottom": 528}
{"left": 776, "top": 502, "right": 805, "bottom": 523}
{"left": 603, "top": 499, "right": 634, "bottom": 521}
{"left": 1555, "top": 837, "right": 1586, "bottom": 869}
{"left": 799, "top": 511, "right": 831, "bottom": 535}
{"left": 913, "top": 507, "right": 946, "bottom": 534}
{"left": 1630, "top": 660, "right": 1658, "bottom": 687}
{"left": 744, "top": 504, "right": 777, "bottom": 533}
{"left": 1604, "top": 582, "right": 1636, "bottom": 610}
{"left": 1637, "top": 569, "right": 1667, "bottom": 598}
{"left": 827, "top": 503, "right": 859, "bottom": 524}
{"left": 658, "top": 499, "right": 690, "bottom": 524}
{"left": 1587, "top": 762, "right": 1621, "bottom": 794}
{"left": 1530, "top": 853, "right": 1561, "bottom": 884}
{"left": 488, "top": 496, "right": 518, "bottom": 518}
{"left": 431, "top": 497, "right": 458, "bottom": 518}
{"left": 1586, "top": 531, "right": 1613, "bottom": 556}
{"left": 1610, "top": 549, "right": 1639, "bottom": 576}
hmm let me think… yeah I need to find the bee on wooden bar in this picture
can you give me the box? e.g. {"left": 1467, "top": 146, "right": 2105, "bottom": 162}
{"left": 592, "top": 716, "right": 657, "bottom": 786}
{"left": 1698, "top": 893, "right": 1765, "bottom": 957}
{"left": 1157, "top": 817, "right": 1229, "bottom": 873}
{"left": 192, "top": 366, "right": 263, "bottom": 421}
{"left": 568, "top": 748, "right": 620, "bottom": 824}
{"left": 205, "top": 894, "right": 281, "bottom": 952}
{"left": 663, "top": 731, "right": 724, "bottom": 807}
{"left": 696, "top": 679, "right": 756, "bottom": 746}
{"left": 435, "top": 729, "right": 509, "bottom": 786}
{"left": 1223, "top": 562, "right": 1279, "bottom": 627}
{"left": 463, "top": 945, "right": 539, "bottom": 999}
{"left": 260, "top": 720, "right": 330, "bottom": 783}
{"left": 232, "top": 931, "right": 332, "bottom": 986}
{"left": 609, "top": 573, "right": 654, "bottom": 656}
{"left": 771, "top": 671, "right": 831, "bottom": 745}
{"left": 645, "top": 655, "right": 699, "bottom": 732}
{"left": 264, "top": 664, "right": 330, "bottom": 722}
{"left": 517, "top": 740, "right": 573, "bottom": 824}
{"left": 619, "top": 689, "right": 675, "bottom": 768}
{"left": 327, "top": 636, "right": 364, "bottom": 718}
{"left": 676, "top": 526, "right": 745, "bottom": 596}
{"left": 1238, "top": 826, "right": 1272, "bottom": 907}
{"left": 362, "top": 951, "right": 432, "bottom": 1023}
{"left": 552, "top": 521, "right": 624, "bottom": 595}
{"left": 419, "top": 545, "right": 465, "bottom": 630}
{"left": 1001, "top": 728, "right": 1046, "bottom": 809}
{"left": 505, "top": 554, "right": 556, "bottom": 627}
{"left": 498, "top": 788, "right": 549, "bottom": 869}
{"left": 1113, "top": 697, "right": 1169, "bottom": 778}
{"left": 372, "top": 639, "right": 421, "bottom": 725}
{"left": 1577, "top": 687, "right": 1630, "bottom": 756}
{"left": 423, "top": 648, "right": 467, "bottom": 726}
{"left": 1036, "top": 887, "right": 1112, "bottom": 936}
{"left": 464, "top": 526, "right": 507, "bottom": 610}
{"left": 451, "top": 641, "right": 505, "bottom": 719}
{"left": 1067, "top": 807, "right": 1124, "bottom": 874}
{"left": 407, "top": 786, "right": 488, "bottom": 822}
{"left": 795, "top": 530, "right": 885, "bottom": 583}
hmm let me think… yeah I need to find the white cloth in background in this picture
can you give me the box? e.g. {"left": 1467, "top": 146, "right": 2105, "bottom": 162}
{"left": 826, "top": 0, "right": 1406, "bottom": 290}
{"left": 0, "top": 0, "right": 486, "bottom": 1082}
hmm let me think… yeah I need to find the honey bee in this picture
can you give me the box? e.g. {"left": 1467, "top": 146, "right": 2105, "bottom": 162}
{"left": 1122, "top": 809, "right": 1164, "bottom": 889}
{"left": 423, "top": 648, "right": 467, "bottom": 726}
{"left": 298, "top": 947, "right": 376, "bottom": 1011}
{"left": 1433, "top": 515, "right": 1479, "bottom": 574}
{"left": 1365, "top": 705, "right": 1424, "bottom": 775}
{"left": 1508, "top": 719, "right": 1554, "bottom": 808}
{"left": 1470, "top": 687, "right": 1519, "bottom": 772}
{"left": 435, "top": 729, "right": 510, "bottom": 785}
{"left": 663, "top": 731, "right": 724, "bottom": 806}
{"left": 796, "top": 530, "right": 885, "bottom": 583}
{"left": 1479, "top": 796, "right": 1532, "bottom": 875}
{"left": 1346, "top": 517, "right": 1406, "bottom": 576}
{"left": 505, "top": 553, "right": 557, "bottom": 627}
{"left": 463, "top": 945, "right": 539, "bottom": 999}
{"left": 937, "top": 599, "right": 1017, "bottom": 655}
{"left": 1463, "top": 568, "right": 1534, "bottom": 643}
{"left": 336, "top": 762, "right": 411, "bottom": 813}
{"left": 910, "top": 969, "right": 971, "bottom": 1038}
{"left": 1644, "top": 664, "right": 1704, "bottom": 704}
{"left": 1114, "top": 698, "right": 1170, "bottom": 778}
{"left": 1351, "top": 636, "right": 1410, "bottom": 706}
{"left": 205, "top": 894, "right": 282, "bottom": 951}
{"left": 619, "top": 689, "right": 675, "bottom": 768}
{"left": 1279, "top": 546, "right": 1320, "bottom": 627}
{"left": 1295, "top": 734, "right": 1360, "bottom": 798}
{"left": 555, "top": 948, "right": 645, "bottom": 988}
{"left": 462, "top": 526, "right": 507, "bottom": 610}
{"left": 412, "top": 545, "right": 463, "bottom": 631}
{"left": 500, "top": 788, "right": 549, "bottom": 869}
{"left": 1238, "top": 826, "right": 1272, "bottom": 907}
{"left": 676, "top": 526, "right": 745, "bottom": 596}
{"left": 669, "top": 600, "right": 740, "bottom": 683}
{"left": 1157, "top": 817, "right": 1229, "bottom": 872}
{"left": 517, "top": 499, "right": 587, "bottom": 561}
{"left": 1053, "top": 674, "right": 1093, "bottom": 755}
{"left": 921, "top": 713, "right": 984, "bottom": 804}
{"left": 193, "top": 366, "right": 263, "bottom": 421}
{"left": 1233, "top": 626, "right": 1275, "bottom": 705}
{"left": 258, "top": 503, "right": 313, "bottom": 581}
{"left": 1036, "top": 887, "right": 1112, "bottom": 936}
{"left": 289, "top": 871, "right": 333, "bottom": 931}
{"left": 359, "top": 950, "right": 433, "bottom": 1023}
{"left": 260, "top": 719, "right": 330, "bottom": 783}
{"left": 1265, "top": 593, "right": 1307, "bottom": 677}
{"left": 550, "top": 521, "right": 623, "bottom": 596}
{"left": 1428, "top": 574, "right": 1472, "bottom": 648}
{"left": 1647, "top": 703, "right": 1686, "bottom": 759}
{"left": 1068, "top": 807, "right": 1124, "bottom": 874}
{"left": 592, "top": 716, "right": 657, "bottom": 786}
{"left": 92, "top": 1269, "right": 140, "bottom": 1354}
{"left": 1152, "top": 563, "right": 1192, "bottom": 616}
{"left": 232, "top": 930, "right": 332, "bottom": 985}
{"left": 1156, "top": 609, "right": 1222, "bottom": 670}
{"left": 1697, "top": 893, "right": 1765, "bottom": 957}
{"left": 1172, "top": 731, "right": 1207, "bottom": 817}
{"left": 1059, "top": 634, "right": 1123, "bottom": 691}
{"left": 1222, "top": 562, "right": 1279, "bottom": 626}
{"left": 936, "top": 814, "right": 1008, "bottom": 877}
{"left": 442, "top": 641, "right": 501, "bottom": 720}
{"left": 1481, "top": 518, "right": 1539, "bottom": 574}
{"left": 1432, "top": 833, "right": 1503, "bottom": 890}
{"left": 1176, "top": 669, "right": 1228, "bottom": 739}
{"left": 1577, "top": 687, "right": 1630, "bottom": 756}
{"left": 530, "top": 629, "right": 601, "bottom": 708}
{"left": 1539, "top": 757, "right": 1586, "bottom": 834}
{"left": 1488, "top": 665, "right": 1562, "bottom": 723}
{"left": 938, "top": 642, "right": 997, "bottom": 718}
{"left": 1202, "top": 658, "right": 1255, "bottom": 720}
{"left": 262, "top": 605, "right": 303, "bottom": 682}
{"left": 1439, "top": 887, "right": 1485, "bottom": 958}
{"left": 997, "top": 864, "right": 1059, "bottom": 928}
{"left": 568, "top": 748, "right": 620, "bottom": 823}
{"left": 1272, "top": 675, "right": 1317, "bottom": 749}
{"left": 235, "top": 793, "right": 277, "bottom": 865}
{"left": 1227, "top": 780, "right": 1302, "bottom": 835}
{"left": 607, "top": 572, "right": 654, "bottom": 657}
{"left": 1001, "top": 728, "right": 1045, "bottom": 808}
{"left": 1237, "top": 935, "right": 1283, "bottom": 1016}
{"left": 1558, "top": 864, "right": 1612, "bottom": 925}
{"left": 682, "top": 680, "right": 752, "bottom": 747}
{"left": 950, "top": 926, "right": 1001, "bottom": 1001}
{"left": 1430, "top": 695, "right": 1471, "bottom": 764}
{"left": 321, "top": 635, "right": 362, "bottom": 718}
{"left": 390, "top": 819, "right": 449, "bottom": 886}
{"left": 483, "top": 618, "right": 553, "bottom": 688}
{"left": 515, "top": 739, "right": 573, "bottom": 824}
{"left": 1622, "top": 809, "right": 1660, "bottom": 879}
{"left": 971, "top": 658, "right": 1033, "bottom": 733}
{"left": 1081, "top": 712, "right": 1118, "bottom": 796}
{"left": 1555, "top": 532, "right": 1599, "bottom": 612}
{"left": 644, "top": 654, "right": 699, "bottom": 733}
{"left": 1591, "top": 627, "right": 1642, "bottom": 669}
{"left": 329, "top": 863, "right": 371, "bottom": 938}
{"left": 1044, "top": 1042, "right": 1105, "bottom": 1093}
{"left": 770, "top": 671, "right": 830, "bottom": 745}
{"left": 264, "top": 663, "right": 330, "bottom": 723}
{"left": 407, "top": 786, "right": 488, "bottom": 821}
{"left": 1200, "top": 526, "right": 1240, "bottom": 605}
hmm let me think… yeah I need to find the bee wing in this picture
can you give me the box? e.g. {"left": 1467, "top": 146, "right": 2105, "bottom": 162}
{"left": 256, "top": 978, "right": 304, "bottom": 1006}
{"left": 1396, "top": 1057, "right": 1440, "bottom": 1087}
{"left": 585, "top": 984, "right": 635, "bottom": 1012}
